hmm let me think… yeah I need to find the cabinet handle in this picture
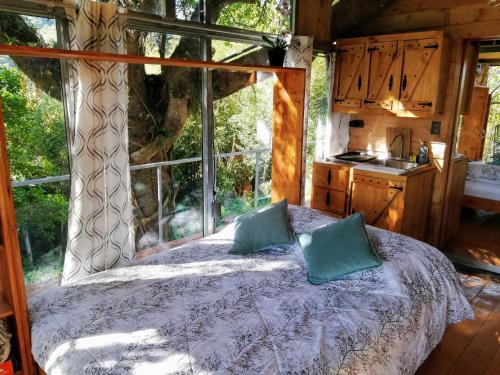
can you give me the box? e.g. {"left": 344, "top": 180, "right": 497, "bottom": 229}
{"left": 357, "top": 75, "right": 362, "bottom": 91}
{"left": 364, "top": 99, "right": 375, "bottom": 104}
{"left": 390, "top": 185, "right": 403, "bottom": 192}
{"left": 326, "top": 191, "right": 330, "bottom": 206}
{"left": 388, "top": 74, "right": 393, "bottom": 91}
{"left": 334, "top": 98, "right": 345, "bottom": 103}
{"left": 417, "top": 101, "right": 433, "bottom": 107}
{"left": 424, "top": 43, "right": 439, "bottom": 49}
{"left": 368, "top": 46, "right": 380, "bottom": 52}
{"left": 327, "top": 170, "right": 332, "bottom": 185}
{"left": 402, "top": 74, "right": 408, "bottom": 91}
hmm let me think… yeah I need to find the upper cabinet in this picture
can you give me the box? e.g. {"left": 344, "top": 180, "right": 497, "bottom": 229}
{"left": 332, "top": 31, "right": 447, "bottom": 118}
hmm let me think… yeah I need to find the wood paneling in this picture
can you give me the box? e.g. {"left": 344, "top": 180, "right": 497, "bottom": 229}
{"left": 350, "top": 1, "right": 500, "bottom": 39}
{"left": 295, "top": 0, "right": 332, "bottom": 47}
{"left": 442, "top": 156, "right": 468, "bottom": 244}
{"left": 271, "top": 70, "right": 306, "bottom": 205}
{"left": 458, "top": 87, "right": 491, "bottom": 161}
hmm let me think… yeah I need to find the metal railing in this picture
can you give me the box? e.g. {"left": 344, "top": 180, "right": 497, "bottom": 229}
{"left": 12, "top": 147, "right": 272, "bottom": 243}
{"left": 12, "top": 140, "right": 324, "bottom": 243}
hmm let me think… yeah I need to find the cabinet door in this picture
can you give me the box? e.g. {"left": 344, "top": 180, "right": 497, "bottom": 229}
{"left": 364, "top": 41, "right": 401, "bottom": 112}
{"left": 311, "top": 187, "right": 346, "bottom": 215}
{"left": 333, "top": 43, "right": 368, "bottom": 110}
{"left": 350, "top": 175, "right": 405, "bottom": 233}
{"left": 312, "top": 164, "right": 349, "bottom": 192}
{"left": 399, "top": 38, "right": 442, "bottom": 113}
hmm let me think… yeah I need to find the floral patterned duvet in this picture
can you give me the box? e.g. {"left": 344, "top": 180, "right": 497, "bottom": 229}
{"left": 29, "top": 206, "right": 473, "bottom": 375}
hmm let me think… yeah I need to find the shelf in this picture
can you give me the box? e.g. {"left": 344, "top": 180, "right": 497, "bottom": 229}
{"left": 0, "top": 296, "right": 13, "bottom": 319}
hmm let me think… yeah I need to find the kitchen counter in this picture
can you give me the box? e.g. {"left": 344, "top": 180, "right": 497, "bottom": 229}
{"left": 315, "top": 158, "right": 435, "bottom": 177}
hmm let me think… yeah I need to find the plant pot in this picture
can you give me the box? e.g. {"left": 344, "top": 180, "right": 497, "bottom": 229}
{"left": 267, "top": 48, "right": 286, "bottom": 67}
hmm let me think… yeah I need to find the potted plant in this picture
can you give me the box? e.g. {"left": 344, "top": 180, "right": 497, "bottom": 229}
{"left": 262, "top": 35, "right": 289, "bottom": 67}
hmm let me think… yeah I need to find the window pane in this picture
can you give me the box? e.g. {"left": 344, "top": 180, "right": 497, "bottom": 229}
{"left": 127, "top": 63, "right": 203, "bottom": 250}
{"left": 213, "top": 70, "right": 274, "bottom": 226}
{"left": 212, "top": 0, "right": 291, "bottom": 34}
{"left": 1, "top": 54, "right": 68, "bottom": 289}
{"left": 211, "top": 39, "right": 263, "bottom": 63}
{"left": 98, "top": 0, "right": 167, "bottom": 17}
{"left": 305, "top": 55, "right": 329, "bottom": 204}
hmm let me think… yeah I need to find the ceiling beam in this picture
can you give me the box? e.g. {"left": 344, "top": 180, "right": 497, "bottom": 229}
{"left": 331, "top": 0, "right": 397, "bottom": 40}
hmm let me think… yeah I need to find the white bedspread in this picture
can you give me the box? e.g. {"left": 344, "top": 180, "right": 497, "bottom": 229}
{"left": 29, "top": 206, "right": 473, "bottom": 375}
{"left": 464, "top": 180, "right": 500, "bottom": 201}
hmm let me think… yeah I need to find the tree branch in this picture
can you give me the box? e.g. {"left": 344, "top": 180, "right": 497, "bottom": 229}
{"left": 0, "top": 13, "right": 62, "bottom": 100}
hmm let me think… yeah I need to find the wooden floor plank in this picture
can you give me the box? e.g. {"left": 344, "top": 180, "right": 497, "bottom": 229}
{"left": 484, "top": 347, "right": 500, "bottom": 375}
{"left": 417, "top": 276, "right": 499, "bottom": 374}
{"left": 448, "top": 281, "right": 500, "bottom": 374}
{"left": 459, "top": 274, "right": 489, "bottom": 302}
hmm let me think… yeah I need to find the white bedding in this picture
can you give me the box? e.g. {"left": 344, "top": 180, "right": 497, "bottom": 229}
{"left": 29, "top": 206, "right": 473, "bottom": 375}
{"left": 464, "top": 180, "right": 500, "bottom": 201}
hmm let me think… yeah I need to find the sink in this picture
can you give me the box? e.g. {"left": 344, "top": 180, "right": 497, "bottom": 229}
{"left": 367, "top": 158, "right": 420, "bottom": 170}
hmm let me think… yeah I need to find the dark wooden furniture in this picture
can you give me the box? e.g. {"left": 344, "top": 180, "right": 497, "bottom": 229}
{"left": 311, "top": 161, "right": 352, "bottom": 217}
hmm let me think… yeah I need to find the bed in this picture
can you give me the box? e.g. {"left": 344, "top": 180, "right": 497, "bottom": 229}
{"left": 29, "top": 206, "right": 473, "bottom": 375}
{"left": 463, "top": 161, "right": 500, "bottom": 213}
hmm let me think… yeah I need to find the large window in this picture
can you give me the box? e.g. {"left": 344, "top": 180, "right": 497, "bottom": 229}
{"left": 214, "top": 70, "right": 274, "bottom": 226}
{"left": 0, "top": 14, "right": 69, "bottom": 288}
{"left": 0, "top": 1, "right": 298, "bottom": 290}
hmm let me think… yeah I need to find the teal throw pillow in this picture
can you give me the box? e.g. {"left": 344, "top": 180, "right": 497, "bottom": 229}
{"left": 297, "top": 212, "right": 381, "bottom": 285}
{"left": 229, "top": 199, "right": 294, "bottom": 254}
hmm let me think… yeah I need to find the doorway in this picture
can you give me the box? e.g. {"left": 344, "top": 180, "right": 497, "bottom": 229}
{"left": 445, "top": 40, "right": 500, "bottom": 273}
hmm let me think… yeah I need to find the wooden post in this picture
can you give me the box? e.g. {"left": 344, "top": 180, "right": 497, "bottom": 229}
{"left": 271, "top": 70, "right": 306, "bottom": 205}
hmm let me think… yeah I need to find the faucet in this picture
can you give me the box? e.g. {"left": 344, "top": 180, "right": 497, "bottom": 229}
{"left": 390, "top": 134, "right": 404, "bottom": 159}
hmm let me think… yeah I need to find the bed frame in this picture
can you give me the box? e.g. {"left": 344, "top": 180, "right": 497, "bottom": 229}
{"left": 462, "top": 194, "right": 500, "bottom": 214}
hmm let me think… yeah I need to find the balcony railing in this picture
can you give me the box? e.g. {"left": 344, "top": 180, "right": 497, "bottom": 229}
{"left": 12, "top": 140, "right": 324, "bottom": 243}
{"left": 12, "top": 147, "right": 272, "bottom": 243}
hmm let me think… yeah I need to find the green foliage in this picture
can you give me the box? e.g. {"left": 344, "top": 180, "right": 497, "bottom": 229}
{"left": 0, "top": 65, "right": 68, "bottom": 284}
{"left": 216, "top": 0, "right": 289, "bottom": 33}
{"left": 484, "top": 66, "right": 500, "bottom": 162}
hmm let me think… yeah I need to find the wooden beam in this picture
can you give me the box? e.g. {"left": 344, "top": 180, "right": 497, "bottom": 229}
{"left": 0, "top": 44, "right": 304, "bottom": 75}
{"left": 271, "top": 70, "right": 306, "bottom": 205}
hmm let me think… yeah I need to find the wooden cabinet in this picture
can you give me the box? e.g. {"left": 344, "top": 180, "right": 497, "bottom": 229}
{"left": 311, "top": 162, "right": 352, "bottom": 217}
{"left": 333, "top": 30, "right": 447, "bottom": 117}
{"left": 350, "top": 166, "right": 435, "bottom": 241}
{"left": 0, "top": 100, "right": 34, "bottom": 374}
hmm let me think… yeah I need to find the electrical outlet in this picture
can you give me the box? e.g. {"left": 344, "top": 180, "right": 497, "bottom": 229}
{"left": 431, "top": 121, "right": 441, "bottom": 135}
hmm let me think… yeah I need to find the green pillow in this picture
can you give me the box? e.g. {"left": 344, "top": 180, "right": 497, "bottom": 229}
{"left": 229, "top": 199, "right": 294, "bottom": 254}
{"left": 297, "top": 213, "right": 381, "bottom": 285}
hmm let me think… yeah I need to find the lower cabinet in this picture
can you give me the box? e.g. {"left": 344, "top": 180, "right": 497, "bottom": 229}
{"left": 311, "top": 162, "right": 351, "bottom": 217}
{"left": 350, "top": 167, "right": 435, "bottom": 241}
{"left": 311, "top": 161, "right": 436, "bottom": 242}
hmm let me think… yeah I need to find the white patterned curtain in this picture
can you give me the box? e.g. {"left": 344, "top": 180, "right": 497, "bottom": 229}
{"left": 284, "top": 36, "right": 313, "bottom": 204}
{"left": 62, "top": 0, "right": 134, "bottom": 284}
{"left": 327, "top": 52, "right": 350, "bottom": 156}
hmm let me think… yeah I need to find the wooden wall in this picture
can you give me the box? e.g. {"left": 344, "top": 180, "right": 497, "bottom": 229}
{"left": 339, "top": 0, "right": 500, "bottom": 247}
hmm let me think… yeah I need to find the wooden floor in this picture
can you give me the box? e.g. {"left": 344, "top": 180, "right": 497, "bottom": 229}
{"left": 416, "top": 271, "right": 500, "bottom": 374}
{"left": 445, "top": 208, "right": 500, "bottom": 267}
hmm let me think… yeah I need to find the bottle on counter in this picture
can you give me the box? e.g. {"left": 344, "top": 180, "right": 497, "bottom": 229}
{"left": 417, "top": 141, "right": 429, "bottom": 164}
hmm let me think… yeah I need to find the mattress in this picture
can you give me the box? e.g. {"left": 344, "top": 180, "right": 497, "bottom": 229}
{"left": 464, "top": 180, "right": 500, "bottom": 201}
{"left": 29, "top": 206, "right": 473, "bottom": 375}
